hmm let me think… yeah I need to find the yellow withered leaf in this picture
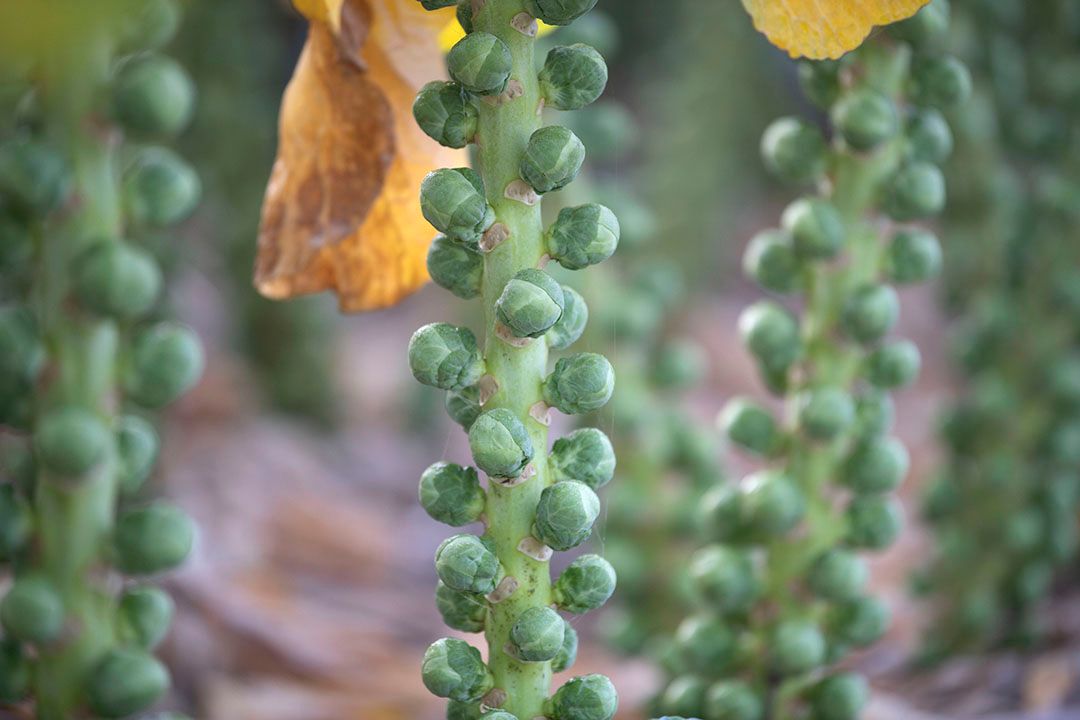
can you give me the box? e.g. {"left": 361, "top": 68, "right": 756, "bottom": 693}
{"left": 741, "top": 0, "right": 931, "bottom": 59}
{"left": 256, "top": 0, "right": 462, "bottom": 312}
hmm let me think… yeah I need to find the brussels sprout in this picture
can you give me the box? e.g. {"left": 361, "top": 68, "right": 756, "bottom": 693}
{"left": 865, "top": 340, "right": 921, "bottom": 389}
{"left": 742, "top": 229, "right": 800, "bottom": 294}
{"left": 674, "top": 614, "right": 735, "bottom": 672}
{"left": 435, "top": 581, "right": 487, "bottom": 633}
{"left": 447, "top": 700, "right": 483, "bottom": 720}
{"left": 0, "top": 577, "right": 64, "bottom": 643}
{"left": 422, "top": 638, "right": 494, "bottom": 702}
{"left": 564, "top": 100, "right": 637, "bottom": 160}
{"left": 797, "top": 387, "right": 855, "bottom": 441}
{"left": 910, "top": 55, "right": 972, "bottom": 108}
{"left": 548, "top": 285, "right": 589, "bottom": 350}
{"left": 409, "top": 323, "right": 486, "bottom": 391}
{"left": 419, "top": 462, "right": 486, "bottom": 527}
{"left": 547, "top": 674, "right": 618, "bottom": 720}
{"left": 480, "top": 712, "right": 519, "bottom": 720}
{"left": 534, "top": 481, "right": 600, "bottom": 551}
{"left": 73, "top": 241, "right": 162, "bottom": 319}
{"left": 468, "top": 408, "right": 534, "bottom": 479}
{"left": 807, "top": 549, "right": 868, "bottom": 601}
{"left": 741, "top": 471, "right": 805, "bottom": 536}
{"left": 760, "top": 117, "right": 826, "bottom": 184}
{"left": 114, "top": 503, "right": 195, "bottom": 575}
{"left": 699, "top": 485, "right": 744, "bottom": 543}
{"left": 546, "top": 203, "right": 619, "bottom": 270}
{"left": 550, "top": 428, "right": 615, "bottom": 490}
{"left": 781, "top": 198, "right": 844, "bottom": 260}
{"left": 688, "top": 545, "right": 759, "bottom": 613}
{"left": 798, "top": 60, "right": 842, "bottom": 109}
{"left": 832, "top": 89, "right": 898, "bottom": 151}
{"left": 125, "top": 322, "right": 204, "bottom": 408}
{"left": 34, "top": 406, "right": 110, "bottom": 477}
{"left": 554, "top": 554, "right": 616, "bottom": 613}
{"left": 828, "top": 596, "right": 890, "bottom": 647}
{"left": 0, "top": 138, "right": 70, "bottom": 215}
{"left": 854, "top": 390, "right": 894, "bottom": 438}
{"left": 540, "top": 45, "right": 608, "bottom": 111}
{"left": 886, "top": 162, "right": 946, "bottom": 220}
{"left": 846, "top": 495, "right": 903, "bottom": 549}
{"left": 87, "top": 648, "right": 169, "bottom": 718}
{"left": 116, "top": 414, "right": 159, "bottom": 496}
{"left": 0, "top": 307, "right": 43, "bottom": 390}
{"left": 0, "top": 638, "right": 29, "bottom": 702}
{"left": 906, "top": 108, "right": 953, "bottom": 163}
{"left": 887, "top": 228, "right": 942, "bottom": 284}
{"left": 123, "top": 146, "right": 201, "bottom": 227}
{"left": 738, "top": 301, "right": 801, "bottom": 373}
{"left": 495, "top": 268, "right": 565, "bottom": 339}
{"left": 118, "top": 586, "right": 174, "bottom": 649}
{"left": 428, "top": 234, "right": 484, "bottom": 299}
{"left": 0, "top": 485, "right": 31, "bottom": 560}
{"left": 509, "top": 606, "right": 565, "bottom": 662}
{"left": 420, "top": 168, "right": 495, "bottom": 243}
{"left": 435, "top": 534, "right": 503, "bottom": 595}
{"left": 841, "top": 284, "right": 899, "bottom": 344}
{"left": 553, "top": 621, "right": 579, "bottom": 672}
{"left": 117, "top": 0, "right": 181, "bottom": 52}
{"left": 523, "top": 0, "right": 598, "bottom": 25}
{"left": 447, "top": 32, "right": 512, "bottom": 96}
{"left": 811, "top": 673, "right": 868, "bottom": 720}
{"left": 413, "top": 81, "right": 478, "bottom": 148}
{"left": 890, "top": 0, "right": 950, "bottom": 47}
{"left": 446, "top": 386, "right": 483, "bottom": 430}
{"left": 543, "top": 353, "right": 614, "bottom": 414}
{"left": 520, "top": 126, "right": 586, "bottom": 194}
{"left": 112, "top": 53, "right": 194, "bottom": 136}
{"left": 843, "top": 436, "right": 909, "bottom": 493}
{"left": 772, "top": 619, "right": 825, "bottom": 675}
{"left": 660, "top": 675, "right": 707, "bottom": 717}
{"left": 703, "top": 680, "right": 762, "bottom": 720}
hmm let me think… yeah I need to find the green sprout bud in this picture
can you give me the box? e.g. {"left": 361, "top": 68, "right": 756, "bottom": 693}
{"left": 73, "top": 242, "right": 162, "bottom": 319}
{"left": 564, "top": 100, "right": 637, "bottom": 160}
{"left": 743, "top": 229, "right": 799, "bottom": 294}
{"left": 719, "top": 397, "right": 780, "bottom": 456}
{"left": 0, "top": 638, "right": 30, "bottom": 702}
{"left": 890, "top": 0, "right": 950, "bottom": 47}
{"left": 553, "top": 622, "right": 578, "bottom": 672}
{"left": 35, "top": 406, "right": 110, "bottom": 477}
{"left": 114, "top": 503, "right": 195, "bottom": 575}
{"left": 831, "top": 89, "right": 898, "bottom": 151}
{"left": 428, "top": 234, "right": 484, "bottom": 299}
{"left": 841, "top": 284, "right": 899, "bottom": 344}
{"left": 408, "top": 323, "right": 486, "bottom": 391}
{"left": 807, "top": 549, "right": 868, "bottom": 602}
{"left": 0, "top": 485, "right": 32, "bottom": 560}
{"left": 550, "top": 428, "right": 615, "bottom": 490}
{"left": 548, "top": 285, "right": 589, "bottom": 350}
{"left": 649, "top": 342, "right": 704, "bottom": 392}
{"left": 116, "top": 414, "right": 159, "bottom": 496}
{"left": 435, "top": 581, "right": 487, "bottom": 633}
{"left": 520, "top": 126, "right": 586, "bottom": 194}
{"left": 781, "top": 198, "right": 844, "bottom": 260}
{"left": 854, "top": 390, "right": 895, "bottom": 437}
{"left": 798, "top": 59, "right": 842, "bottom": 109}
{"left": 761, "top": 117, "right": 826, "bottom": 184}
{"left": 865, "top": 340, "right": 921, "bottom": 389}
{"left": 546, "top": 203, "right": 619, "bottom": 270}
{"left": 704, "top": 680, "right": 762, "bottom": 720}
{"left": 123, "top": 146, "right": 202, "bottom": 227}
{"left": 797, "top": 387, "right": 855, "bottom": 441}
{"left": 539, "top": 45, "right": 608, "bottom": 111}
{"left": 0, "top": 138, "right": 70, "bottom": 215}
{"left": 446, "top": 386, "right": 482, "bottom": 430}
{"left": 846, "top": 495, "right": 903, "bottom": 549}
{"left": 547, "top": 674, "right": 618, "bottom": 720}
{"left": 118, "top": 0, "right": 181, "bottom": 52}
{"left": 660, "top": 676, "right": 706, "bottom": 717}
{"left": 481, "top": 713, "right": 519, "bottom": 720}
{"left": 554, "top": 554, "right": 616, "bottom": 613}
{"left": 828, "top": 596, "right": 890, "bottom": 647}
{"left": 435, "top": 534, "right": 503, "bottom": 595}
{"left": 811, "top": 673, "right": 868, "bottom": 720}
{"left": 0, "top": 577, "right": 63, "bottom": 643}
{"left": 125, "top": 322, "right": 204, "bottom": 408}
{"left": 886, "top": 162, "right": 946, "bottom": 220}
{"left": 422, "top": 637, "right": 494, "bottom": 702}
{"left": 87, "top": 648, "right": 169, "bottom": 718}
{"left": 447, "top": 32, "right": 512, "bottom": 96}
{"left": 447, "top": 700, "right": 483, "bottom": 720}
{"left": 906, "top": 108, "right": 953, "bottom": 163}
{"left": 523, "top": 0, "right": 598, "bottom": 25}
{"left": 887, "top": 228, "right": 941, "bottom": 284}
{"left": 543, "top": 352, "right": 615, "bottom": 414}
{"left": 843, "top": 436, "right": 909, "bottom": 493}
{"left": 413, "top": 81, "right": 478, "bottom": 148}
{"left": 118, "top": 586, "right": 174, "bottom": 650}
{"left": 534, "top": 481, "right": 600, "bottom": 551}
{"left": 738, "top": 301, "right": 801, "bottom": 374}
{"left": 496, "top": 268, "right": 565, "bottom": 338}
{"left": 509, "top": 606, "right": 565, "bottom": 662}
{"left": 0, "top": 306, "right": 43, "bottom": 386}
{"left": 742, "top": 471, "right": 805, "bottom": 536}
{"left": 468, "top": 408, "right": 534, "bottom": 479}
{"left": 910, "top": 55, "right": 972, "bottom": 108}
{"left": 421, "top": 167, "right": 495, "bottom": 243}
{"left": 112, "top": 54, "right": 194, "bottom": 136}
{"left": 674, "top": 615, "right": 735, "bottom": 672}
{"left": 419, "top": 462, "right": 485, "bottom": 527}
{"left": 688, "top": 545, "right": 759, "bottom": 613}
{"left": 699, "top": 485, "right": 743, "bottom": 543}
{"left": 772, "top": 619, "right": 826, "bottom": 675}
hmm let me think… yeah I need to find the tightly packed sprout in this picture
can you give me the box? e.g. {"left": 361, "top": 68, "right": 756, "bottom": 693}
{"left": 656, "top": 7, "right": 968, "bottom": 719}
{"left": 915, "top": 0, "right": 1080, "bottom": 658}
{"left": 0, "top": 1, "right": 200, "bottom": 717}
{"left": 410, "top": 1, "right": 620, "bottom": 718}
